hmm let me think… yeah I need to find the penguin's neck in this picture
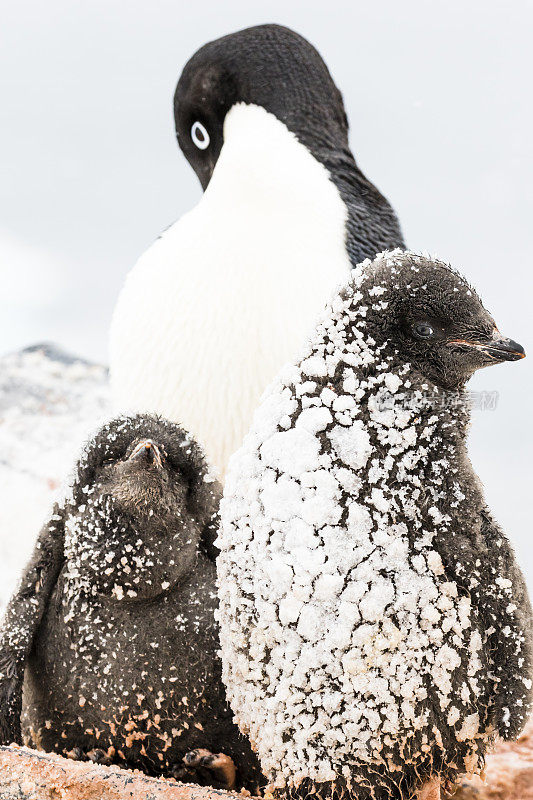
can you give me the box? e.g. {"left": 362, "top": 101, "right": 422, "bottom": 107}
{"left": 315, "top": 143, "right": 406, "bottom": 268}
{"left": 64, "top": 499, "right": 198, "bottom": 601}
{"left": 203, "top": 103, "right": 348, "bottom": 230}
{"left": 206, "top": 103, "right": 404, "bottom": 270}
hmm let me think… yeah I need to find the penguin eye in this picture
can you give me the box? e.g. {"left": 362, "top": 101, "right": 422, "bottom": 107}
{"left": 412, "top": 322, "right": 434, "bottom": 339}
{"left": 191, "top": 121, "right": 210, "bottom": 150}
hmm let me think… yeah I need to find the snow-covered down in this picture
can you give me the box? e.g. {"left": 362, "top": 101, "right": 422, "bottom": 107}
{"left": 216, "top": 251, "right": 513, "bottom": 793}
{"left": 0, "top": 345, "right": 109, "bottom": 608}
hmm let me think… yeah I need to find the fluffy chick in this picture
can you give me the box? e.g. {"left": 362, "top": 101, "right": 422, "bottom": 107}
{"left": 217, "top": 251, "right": 532, "bottom": 800}
{"left": 0, "top": 414, "right": 262, "bottom": 791}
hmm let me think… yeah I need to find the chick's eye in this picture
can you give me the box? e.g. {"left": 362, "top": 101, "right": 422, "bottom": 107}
{"left": 412, "top": 322, "right": 434, "bottom": 339}
{"left": 191, "top": 121, "right": 210, "bottom": 150}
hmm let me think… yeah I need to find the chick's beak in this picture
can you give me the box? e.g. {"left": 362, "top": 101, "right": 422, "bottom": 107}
{"left": 128, "top": 440, "right": 164, "bottom": 468}
{"left": 448, "top": 332, "right": 526, "bottom": 362}
{"left": 484, "top": 334, "right": 526, "bottom": 361}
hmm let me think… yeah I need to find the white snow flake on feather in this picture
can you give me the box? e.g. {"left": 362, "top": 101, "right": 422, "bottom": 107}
{"left": 328, "top": 421, "right": 371, "bottom": 471}
{"left": 260, "top": 428, "right": 320, "bottom": 476}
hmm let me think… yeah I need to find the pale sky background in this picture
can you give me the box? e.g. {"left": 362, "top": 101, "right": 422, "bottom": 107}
{"left": 0, "top": 0, "right": 531, "bottom": 585}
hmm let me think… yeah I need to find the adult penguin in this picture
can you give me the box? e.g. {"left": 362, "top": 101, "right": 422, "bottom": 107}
{"left": 110, "top": 24, "right": 404, "bottom": 476}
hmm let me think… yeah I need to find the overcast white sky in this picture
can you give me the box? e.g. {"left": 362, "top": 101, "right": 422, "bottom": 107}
{"left": 0, "top": 0, "right": 531, "bottom": 585}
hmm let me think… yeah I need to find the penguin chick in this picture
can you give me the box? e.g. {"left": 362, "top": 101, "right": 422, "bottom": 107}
{"left": 217, "top": 251, "right": 532, "bottom": 800}
{"left": 0, "top": 414, "right": 263, "bottom": 791}
{"left": 110, "top": 24, "right": 404, "bottom": 477}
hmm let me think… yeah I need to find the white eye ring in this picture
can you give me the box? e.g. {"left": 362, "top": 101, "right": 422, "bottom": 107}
{"left": 191, "top": 121, "right": 210, "bottom": 150}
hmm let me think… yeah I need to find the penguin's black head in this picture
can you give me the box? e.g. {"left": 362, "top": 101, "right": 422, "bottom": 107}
{"left": 359, "top": 252, "right": 525, "bottom": 391}
{"left": 174, "top": 24, "right": 348, "bottom": 189}
{"left": 74, "top": 414, "right": 219, "bottom": 527}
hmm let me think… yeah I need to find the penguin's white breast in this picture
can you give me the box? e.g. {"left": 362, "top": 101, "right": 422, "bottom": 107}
{"left": 110, "top": 103, "right": 351, "bottom": 474}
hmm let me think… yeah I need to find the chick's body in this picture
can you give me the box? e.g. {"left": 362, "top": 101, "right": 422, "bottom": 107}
{"left": 24, "top": 550, "right": 234, "bottom": 774}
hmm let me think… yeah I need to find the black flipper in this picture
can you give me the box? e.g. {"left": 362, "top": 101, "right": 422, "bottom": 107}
{"left": 438, "top": 507, "right": 532, "bottom": 739}
{"left": 0, "top": 504, "right": 65, "bottom": 744}
{"left": 191, "top": 476, "right": 222, "bottom": 562}
{"left": 476, "top": 509, "right": 533, "bottom": 738}
{"left": 201, "top": 505, "right": 221, "bottom": 562}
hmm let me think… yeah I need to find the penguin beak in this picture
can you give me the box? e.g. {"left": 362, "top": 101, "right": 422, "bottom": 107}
{"left": 447, "top": 332, "right": 526, "bottom": 362}
{"left": 128, "top": 440, "right": 164, "bottom": 468}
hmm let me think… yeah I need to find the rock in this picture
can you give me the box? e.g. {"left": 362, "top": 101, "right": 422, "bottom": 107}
{"left": 0, "top": 745, "right": 248, "bottom": 800}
